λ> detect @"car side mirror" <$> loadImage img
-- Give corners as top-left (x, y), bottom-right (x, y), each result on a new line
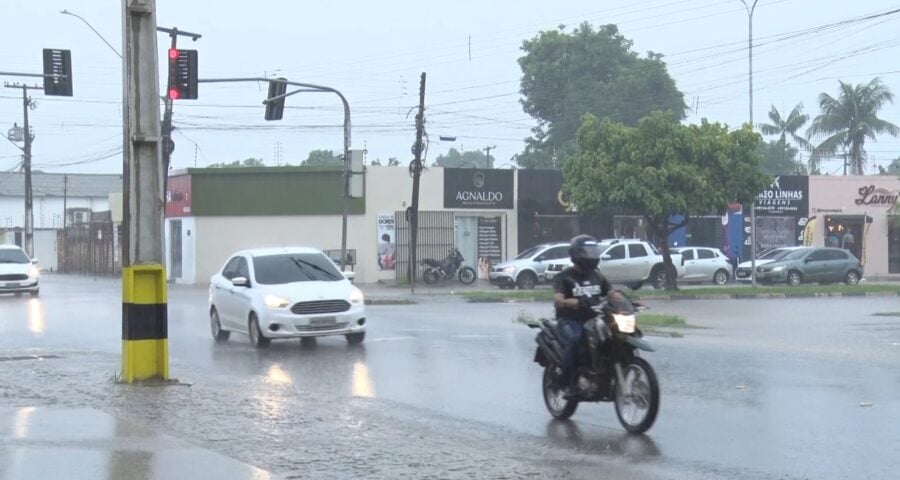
top-left (804, 258), bottom-right (813, 263)
top-left (31, 258), bottom-right (39, 264)
top-left (342, 271), bottom-right (355, 282)
top-left (601, 254), bottom-right (612, 261)
top-left (232, 276), bottom-right (250, 288)
top-left (535, 256), bottom-right (545, 262)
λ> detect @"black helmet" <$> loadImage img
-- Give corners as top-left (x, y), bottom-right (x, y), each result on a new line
top-left (569, 234), bottom-right (602, 271)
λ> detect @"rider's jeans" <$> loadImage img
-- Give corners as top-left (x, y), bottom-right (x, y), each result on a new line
top-left (557, 318), bottom-right (584, 388)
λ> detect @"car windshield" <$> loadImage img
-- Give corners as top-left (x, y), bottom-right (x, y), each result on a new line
top-left (0, 248), bottom-right (29, 264)
top-left (254, 253), bottom-right (342, 284)
top-left (515, 246), bottom-right (542, 260)
top-left (781, 249), bottom-right (812, 261)
top-left (759, 248), bottom-right (789, 260)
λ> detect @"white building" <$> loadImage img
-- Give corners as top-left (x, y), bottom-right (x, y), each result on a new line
top-left (0, 172), bottom-right (122, 270)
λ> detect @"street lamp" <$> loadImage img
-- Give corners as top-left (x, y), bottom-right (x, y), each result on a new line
top-left (60, 10), bottom-right (122, 59)
top-left (738, 0), bottom-right (760, 286)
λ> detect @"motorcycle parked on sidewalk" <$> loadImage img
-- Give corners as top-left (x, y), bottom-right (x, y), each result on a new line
top-left (420, 248), bottom-right (477, 285)
top-left (528, 291), bottom-right (660, 433)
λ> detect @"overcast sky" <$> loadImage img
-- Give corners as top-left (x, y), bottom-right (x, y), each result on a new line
top-left (2, 0), bottom-right (900, 175)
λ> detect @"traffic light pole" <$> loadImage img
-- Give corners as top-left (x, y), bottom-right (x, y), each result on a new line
top-left (121, 0), bottom-right (168, 383)
top-left (3, 83), bottom-right (40, 258)
top-left (199, 77), bottom-right (353, 270)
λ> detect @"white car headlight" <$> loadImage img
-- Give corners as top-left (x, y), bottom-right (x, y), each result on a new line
top-left (264, 295), bottom-right (290, 309)
top-left (348, 288), bottom-right (364, 304)
top-left (771, 266), bottom-right (785, 272)
top-left (27, 266), bottom-right (40, 279)
top-left (501, 266), bottom-right (516, 273)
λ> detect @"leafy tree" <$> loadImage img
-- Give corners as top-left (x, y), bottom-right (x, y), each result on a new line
top-left (371, 157), bottom-right (401, 166)
top-left (757, 140), bottom-right (807, 176)
top-left (880, 157), bottom-right (900, 175)
top-left (517, 23), bottom-right (686, 168)
top-left (208, 157), bottom-right (265, 168)
top-left (808, 78), bottom-right (900, 175)
top-left (758, 104), bottom-right (811, 169)
top-left (434, 148), bottom-right (490, 168)
top-left (563, 112), bottom-right (767, 290)
top-left (302, 149), bottom-right (341, 166)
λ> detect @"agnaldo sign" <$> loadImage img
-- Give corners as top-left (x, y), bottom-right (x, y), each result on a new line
top-left (754, 175), bottom-right (809, 216)
top-left (444, 168), bottom-right (514, 209)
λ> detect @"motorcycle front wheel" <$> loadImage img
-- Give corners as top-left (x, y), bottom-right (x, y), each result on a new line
top-left (458, 266), bottom-right (477, 285)
top-left (614, 356), bottom-right (660, 434)
top-left (423, 268), bottom-right (440, 285)
top-left (543, 365), bottom-right (578, 420)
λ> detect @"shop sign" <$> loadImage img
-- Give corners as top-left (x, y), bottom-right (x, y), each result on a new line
top-left (754, 175), bottom-right (808, 216)
top-left (444, 169), bottom-right (513, 209)
top-left (855, 185), bottom-right (899, 207)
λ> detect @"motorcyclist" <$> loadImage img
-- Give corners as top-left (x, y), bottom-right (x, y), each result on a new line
top-left (553, 235), bottom-right (613, 398)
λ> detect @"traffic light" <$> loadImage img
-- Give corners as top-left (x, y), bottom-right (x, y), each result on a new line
top-left (167, 48), bottom-right (198, 100)
top-left (265, 78), bottom-right (287, 121)
top-left (42, 49), bottom-right (73, 97)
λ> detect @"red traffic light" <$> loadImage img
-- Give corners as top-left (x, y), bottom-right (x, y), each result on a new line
top-left (168, 87), bottom-right (180, 100)
top-left (168, 48), bottom-right (179, 60)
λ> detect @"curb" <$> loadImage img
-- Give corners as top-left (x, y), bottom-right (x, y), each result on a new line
top-left (465, 291), bottom-right (900, 303)
top-left (365, 298), bottom-right (417, 305)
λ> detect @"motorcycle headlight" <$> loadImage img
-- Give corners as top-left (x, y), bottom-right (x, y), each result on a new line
top-left (613, 314), bottom-right (636, 334)
top-left (264, 295), bottom-right (290, 309)
top-left (770, 266), bottom-right (785, 272)
top-left (348, 288), bottom-right (364, 304)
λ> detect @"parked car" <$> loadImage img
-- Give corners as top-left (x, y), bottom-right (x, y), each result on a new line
top-left (209, 247), bottom-right (366, 348)
top-left (755, 247), bottom-right (863, 286)
top-left (0, 245), bottom-right (39, 296)
top-left (670, 247), bottom-right (732, 285)
top-left (489, 243), bottom-right (570, 289)
top-left (543, 239), bottom-right (686, 290)
top-left (734, 246), bottom-right (806, 282)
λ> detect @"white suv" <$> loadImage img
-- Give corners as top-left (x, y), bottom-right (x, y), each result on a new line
top-left (489, 243), bottom-right (570, 289)
top-left (545, 239), bottom-right (685, 290)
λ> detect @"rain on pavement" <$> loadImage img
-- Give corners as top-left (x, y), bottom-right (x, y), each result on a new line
top-left (1, 274), bottom-right (899, 479)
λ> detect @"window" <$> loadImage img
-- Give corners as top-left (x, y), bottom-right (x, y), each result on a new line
top-left (253, 253), bottom-right (342, 284)
top-left (222, 257), bottom-right (242, 279)
top-left (605, 245), bottom-right (626, 260)
top-left (540, 246), bottom-right (569, 261)
top-left (0, 248), bottom-right (30, 264)
top-left (681, 249), bottom-right (695, 260)
top-left (628, 244), bottom-right (648, 258)
top-left (698, 249), bottom-right (715, 260)
top-left (236, 258), bottom-right (250, 279)
top-left (827, 250), bottom-right (848, 261)
top-left (807, 250), bottom-right (828, 262)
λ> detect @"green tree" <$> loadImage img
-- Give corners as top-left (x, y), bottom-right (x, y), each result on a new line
top-left (757, 140), bottom-right (807, 176)
top-left (517, 23), bottom-right (686, 168)
top-left (808, 78), bottom-right (900, 175)
top-left (302, 149), bottom-right (341, 166)
top-left (434, 148), bottom-right (490, 168)
top-left (563, 112), bottom-right (767, 290)
top-left (881, 157), bottom-right (900, 175)
top-left (758, 104), bottom-right (811, 169)
top-left (371, 157), bottom-right (401, 166)
top-left (208, 157), bottom-right (265, 168)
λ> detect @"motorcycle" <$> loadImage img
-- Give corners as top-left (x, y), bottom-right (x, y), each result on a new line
top-left (529, 291), bottom-right (660, 433)
top-left (420, 248), bottom-right (477, 285)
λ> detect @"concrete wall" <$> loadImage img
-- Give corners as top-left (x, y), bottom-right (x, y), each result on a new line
top-left (0, 196), bottom-right (111, 229)
top-left (809, 175), bottom-right (900, 278)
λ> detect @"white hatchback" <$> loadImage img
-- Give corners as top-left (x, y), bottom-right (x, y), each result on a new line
top-left (0, 245), bottom-right (40, 296)
top-left (209, 247), bottom-right (366, 348)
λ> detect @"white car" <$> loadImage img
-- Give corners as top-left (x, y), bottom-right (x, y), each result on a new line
top-left (209, 247), bottom-right (366, 348)
top-left (0, 245), bottom-right (40, 296)
top-left (670, 247), bottom-right (732, 285)
top-left (734, 246), bottom-right (806, 282)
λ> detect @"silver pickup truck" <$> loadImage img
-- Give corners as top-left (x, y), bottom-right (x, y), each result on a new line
top-left (544, 239), bottom-right (685, 290)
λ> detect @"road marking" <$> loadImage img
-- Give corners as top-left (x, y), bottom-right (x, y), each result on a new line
top-left (366, 336), bottom-right (415, 343)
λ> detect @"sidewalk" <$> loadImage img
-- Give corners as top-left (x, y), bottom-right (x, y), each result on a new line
top-left (0, 407), bottom-right (278, 480)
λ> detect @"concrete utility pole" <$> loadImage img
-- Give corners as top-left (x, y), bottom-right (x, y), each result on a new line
top-left (483, 145), bottom-right (496, 169)
top-left (3, 83), bottom-right (39, 257)
top-left (739, 0), bottom-right (760, 286)
top-left (121, 0), bottom-right (168, 383)
top-left (409, 73), bottom-right (426, 295)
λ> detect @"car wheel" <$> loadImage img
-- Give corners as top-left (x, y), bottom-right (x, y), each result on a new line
top-left (712, 269), bottom-right (729, 286)
top-left (29, 289), bottom-right (39, 297)
top-left (787, 271), bottom-right (803, 286)
top-left (346, 332), bottom-right (366, 345)
top-left (210, 308), bottom-right (230, 342)
top-left (845, 271), bottom-right (860, 286)
top-left (248, 313), bottom-right (270, 349)
top-left (651, 267), bottom-right (667, 290)
top-left (517, 271), bottom-right (537, 290)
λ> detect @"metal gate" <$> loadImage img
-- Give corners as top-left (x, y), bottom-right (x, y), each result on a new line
top-left (394, 211), bottom-right (455, 280)
top-left (57, 221), bottom-right (119, 276)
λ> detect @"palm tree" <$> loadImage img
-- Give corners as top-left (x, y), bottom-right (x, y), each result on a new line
top-left (807, 78), bottom-right (900, 175)
top-left (758, 103), bottom-right (812, 170)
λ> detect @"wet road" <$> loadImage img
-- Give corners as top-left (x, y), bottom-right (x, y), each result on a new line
top-left (2, 275), bottom-right (899, 479)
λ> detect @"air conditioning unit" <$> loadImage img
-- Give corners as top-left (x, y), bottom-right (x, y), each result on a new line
top-left (73, 211), bottom-right (90, 224)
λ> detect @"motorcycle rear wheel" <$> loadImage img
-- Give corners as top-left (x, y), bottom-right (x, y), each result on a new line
top-left (423, 268), bottom-right (440, 285)
top-left (543, 365), bottom-right (578, 420)
top-left (614, 356), bottom-right (659, 433)
top-left (458, 266), bottom-right (477, 285)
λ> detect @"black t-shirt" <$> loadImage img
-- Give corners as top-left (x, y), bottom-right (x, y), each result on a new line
top-left (553, 267), bottom-right (613, 322)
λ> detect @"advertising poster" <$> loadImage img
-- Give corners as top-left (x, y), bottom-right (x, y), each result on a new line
top-left (377, 212), bottom-right (396, 271)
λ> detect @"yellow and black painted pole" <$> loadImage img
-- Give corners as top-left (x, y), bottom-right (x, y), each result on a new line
top-left (121, 265), bottom-right (168, 382)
